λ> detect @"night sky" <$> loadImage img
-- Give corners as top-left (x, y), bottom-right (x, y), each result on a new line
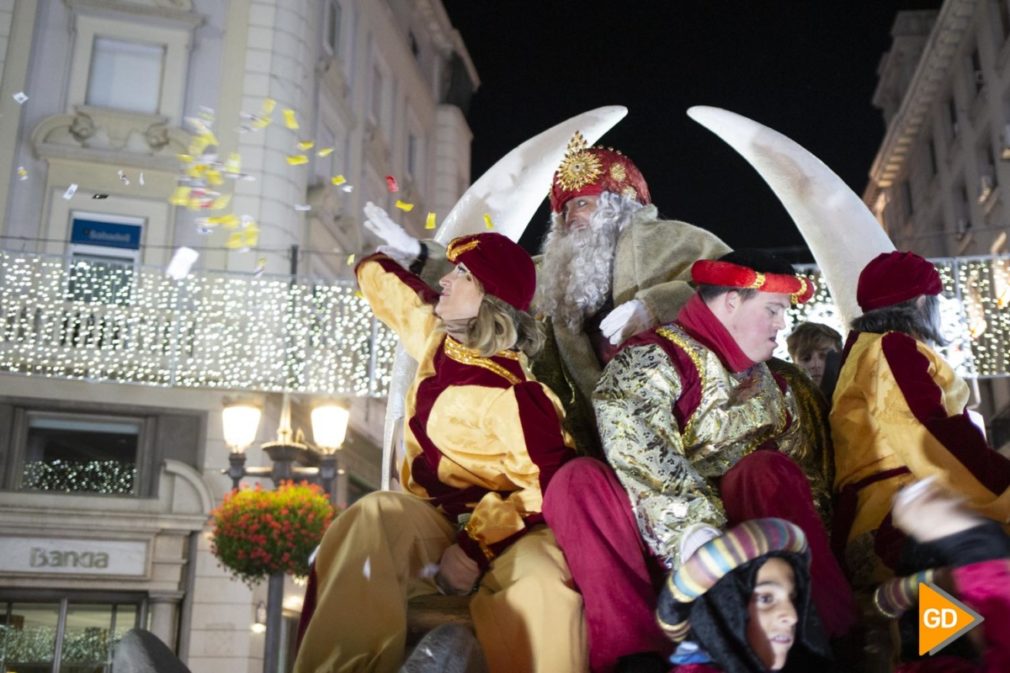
top-left (442, 1), bottom-right (942, 262)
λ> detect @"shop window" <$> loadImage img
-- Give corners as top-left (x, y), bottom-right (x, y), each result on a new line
top-left (0, 595), bottom-right (144, 673)
top-left (86, 37), bottom-right (165, 114)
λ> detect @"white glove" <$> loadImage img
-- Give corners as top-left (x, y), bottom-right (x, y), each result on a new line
top-left (363, 201), bottom-right (421, 267)
top-left (600, 299), bottom-right (656, 345)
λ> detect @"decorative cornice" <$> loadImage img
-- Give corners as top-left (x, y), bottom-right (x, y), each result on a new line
top-left (866, 0), bottom-right (978, 194)
top-left (64, 0), bottom-right (204, 30)
top-left (31, 106), bottom-right (190, 171)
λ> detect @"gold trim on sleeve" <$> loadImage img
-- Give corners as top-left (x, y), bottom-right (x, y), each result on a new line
top-left (444, 337), bottom-right (522, 385)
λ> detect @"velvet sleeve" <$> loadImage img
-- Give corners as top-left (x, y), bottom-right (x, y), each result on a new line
top-left (879, 332), bottom-right (1010, 522)
top-left (593, 343), bottom-right (726, 570)
top-left (355, 253), bottom-right (440, 362)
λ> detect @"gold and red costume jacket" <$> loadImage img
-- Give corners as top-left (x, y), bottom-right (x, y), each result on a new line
top-left (593, 297), bottom-right (831, 570)
top-left (356, 254), bottom-right (574, 568)
top-left (831, 331), bottom-right (1010, 586)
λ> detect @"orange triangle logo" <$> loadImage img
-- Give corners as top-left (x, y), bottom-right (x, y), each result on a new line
top-left (918, 582), bottom-right (984, 656)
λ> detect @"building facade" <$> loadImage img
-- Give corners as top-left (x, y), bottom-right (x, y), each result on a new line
top-left (864, 0), bottom-right (1010, 447)
top-left (0, 1), bottom-right (477, 672)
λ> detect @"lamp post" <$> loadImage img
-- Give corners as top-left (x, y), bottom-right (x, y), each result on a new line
top-left (221, 393), bottom-right (349, 673)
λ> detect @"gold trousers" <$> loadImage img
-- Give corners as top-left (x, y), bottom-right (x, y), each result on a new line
top-left (293, 491), bottom-right (586, 673)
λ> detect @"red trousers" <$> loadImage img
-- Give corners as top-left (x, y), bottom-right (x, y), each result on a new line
top-left (544, 452), bottom-right (856, 673)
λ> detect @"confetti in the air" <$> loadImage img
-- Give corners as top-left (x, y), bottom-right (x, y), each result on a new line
top-left (294, 204), bottom-right (311, 212)
top-left (254, 257), bottom-right (267, 277)
top-left (196, 226), bottom-right (213, 235)
top-left (12, 91), bottom-right (27, 105)
top-left (92, 194), bottom-right (109, 200)
top-left (287, 154), bottom-right (309, 166)
top-left (16, 166), bottom-right (27, 181)
top-left (385, 175), bottom-right (399, 192)
top-left (394, 199), bottom-right (414, 212)
top-left (283, 108), bottom-right (299, 130)
top-left (317, 147), bottom-right (334, 157)
top-left (331, 175), bottom-right (346, 186)
top-left (341, 184), bottom-right (353, 193)
top-left (362, 557), bottom-right (371, 579)
top-left (117, 170), bottom-right (130, 186)
top-left (170, 186), bottom-right (191, 206)
top-left (165, 247), bottom-right (199, 280)
top-left (62, 183), bottom-right (78, 200)
top-left (139, 172), bottom-right (145, 186)
top-left (346, 254), bottom-right (355, 266)
top-left (483, 213), bottom-right (494, 229)
top-left (296, 140), bottom-right (315, 151)
top-left (425, 212), bottom-right (437, 230)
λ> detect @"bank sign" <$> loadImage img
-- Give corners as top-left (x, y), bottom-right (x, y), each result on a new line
top-left (0, 536), bottom-right (148, 577)
top-left (70, 218), bottom-right (142, 250)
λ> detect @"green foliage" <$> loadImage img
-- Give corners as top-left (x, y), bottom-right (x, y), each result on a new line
top-left (209, 481), bottom-right (337, 587)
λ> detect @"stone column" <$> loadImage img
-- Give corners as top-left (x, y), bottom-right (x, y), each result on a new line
top-left (148, 592), bottom-right (183, 651)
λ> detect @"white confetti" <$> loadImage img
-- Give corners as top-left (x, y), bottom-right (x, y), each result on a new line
top-left (293, 204), bottom-right (311, 212)
top-left (165, 247), bottom-right (199, 280)
top-left (362, 557), bottom-right (371, 580)
top-left (62, 183), bottom-right (78, 200)
top-left (16, 166), bottom-right (28, 181)
top-left (138, 172), bottom-right (145, 186)
top-left (340, 184), bottom-right (353, 193)
top-left (196, 226), bottom-right (213, 235)
top-left (118, 170), bottom-right (130, 186)
top-left (12, 91), bottom-right (28, 105)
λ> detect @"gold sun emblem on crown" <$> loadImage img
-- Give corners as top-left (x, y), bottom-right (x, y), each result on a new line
top-left (555, 131), bottom-right (603, 191)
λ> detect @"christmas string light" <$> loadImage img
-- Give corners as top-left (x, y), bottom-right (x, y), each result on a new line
top-left (0, 251), bottom-right (397, 395)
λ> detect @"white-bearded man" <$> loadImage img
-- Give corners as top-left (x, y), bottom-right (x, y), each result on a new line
top-left (365, 132), bottom-right (731, 456)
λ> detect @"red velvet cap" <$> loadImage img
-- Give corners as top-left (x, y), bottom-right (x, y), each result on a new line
top-left (446, 233), bottom-right (536, 312)
top-left (691, 259), bottom-right (816, 304)
top-left (857, 251), bottom-right (942, 312)
top-left (549, 132), bottom-right (650, 213)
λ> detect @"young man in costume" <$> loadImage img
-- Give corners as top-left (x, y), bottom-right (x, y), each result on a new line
top-left (363, 132), bottom-right (731, 455)
top-left (543, 250), bottom-right (855, 673)
top-left (293, 233), bottom-right (584, 673)
top-left (786, 322), bottom-right (842, 388)
top-left (656, 518), bottom-right (836, 673)
top-left (831, 251), bottom-right (1010, 588)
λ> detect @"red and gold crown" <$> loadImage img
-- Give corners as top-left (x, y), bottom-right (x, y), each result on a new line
top-left (549, 131), bottom-right (650, 213)
top-left (691, 259), bottom-right (816, 305)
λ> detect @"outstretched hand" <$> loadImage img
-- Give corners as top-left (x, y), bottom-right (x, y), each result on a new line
top-left (363, 201), bottom-right (421, 267)
top-left (892, 478), bottom-right (983, 543)
top-left (600, 299), bottom-right (655, 345)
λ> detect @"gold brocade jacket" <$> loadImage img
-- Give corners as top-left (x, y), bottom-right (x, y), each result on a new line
top-left (593, 324), bottom-right (828, 570)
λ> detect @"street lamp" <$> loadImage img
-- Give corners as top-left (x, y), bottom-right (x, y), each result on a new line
top-left (221, 393), bottom-right (348, 673)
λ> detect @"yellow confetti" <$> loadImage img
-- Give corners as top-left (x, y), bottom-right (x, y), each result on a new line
top-left (297, 140), bottom-right (315, 151)
top-left (226, 226), bottom-right (259, 250)
top-left (283, 109), bottom-right (299, 130)
top-left (206, 169), bottom-right (224, 186)
top-left (211, 193), bottom-right (232, 210)
top-left (17, 166), bottom-right (28, 180)
top-left (177, 154), bottom-right (194, 164)
top-left (425, 212), bottom-right (437, 230)
top-left (224, 152), bottom-right (242, 174)
top-left (331, 175), bottom-right (346, 186)
top-left (207, 213), bottom-right (240, 228)
top-left (483, 213), bottom-right (494, 230)
top-left (252, 115), bottom-right (272, 129)
top-left (317, 147), bottom-right (334, 157)
top-left (169, 186), bottom-right (191, 206)
top-left (262, 98), bottom-right (277, 114)
top-left (354, 290), bottom-right (364, 299)
top-left (287, 154), bottom-right (309, 166)
top-left (346, 254), bottom-right (356, 266)
top-left (394, 199), bottom-right (414, 212)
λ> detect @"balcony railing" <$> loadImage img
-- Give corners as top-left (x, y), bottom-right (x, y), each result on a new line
top-left (0, 250), bottom-right (397, 396)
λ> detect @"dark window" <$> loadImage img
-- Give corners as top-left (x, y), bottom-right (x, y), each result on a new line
top-left (972, 47), bottom-right (984, 93)
top-left (928, 137), bottom-right (938, 176)
top-left (408, 31), bottom-right (419, 59)
top-left (325, 0), bottom-right (341, 54)
top-left (948, 97), bottom-right (960, 137)
top-left (22, 415), bottom-right (141, 496)
top-left (901, 181), bottom-right (915, 219)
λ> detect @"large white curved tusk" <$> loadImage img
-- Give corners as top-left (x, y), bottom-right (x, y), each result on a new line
top-left (687, 105), bottom-right (894, 325)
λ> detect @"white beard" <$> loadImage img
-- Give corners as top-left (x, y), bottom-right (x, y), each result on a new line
top-left (536, 194), bottom-right (639, 330)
